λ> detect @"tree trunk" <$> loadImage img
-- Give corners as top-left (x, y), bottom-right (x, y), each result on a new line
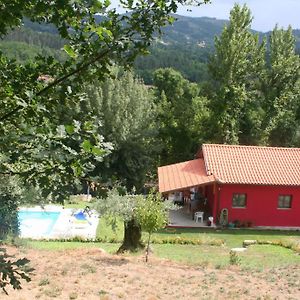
top-left (145, 233), bottom-right (152, 262)
top-left (117, 219), bottom-right (144, 253)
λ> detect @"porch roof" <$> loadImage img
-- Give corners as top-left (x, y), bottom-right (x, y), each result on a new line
top-left (158, 159), bottom-right (215, 193)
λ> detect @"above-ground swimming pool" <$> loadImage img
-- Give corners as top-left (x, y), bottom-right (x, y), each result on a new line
top-left (18, 210), bottom-right (61, 237)
top-left (18, 206), bottom-right (99, 239)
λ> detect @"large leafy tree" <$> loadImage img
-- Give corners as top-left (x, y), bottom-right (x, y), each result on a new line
top-left (94, 188), bottom-right (173, 254)
top-left (0, 0), bottom-right (209, 198)
top-left (84, 68), bottom-right (157, 191)
top-left (153, 68), bottom-right (209, 165)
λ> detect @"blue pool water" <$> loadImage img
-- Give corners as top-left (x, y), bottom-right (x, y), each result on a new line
top-left (18, 211), bottom-right (61, 237)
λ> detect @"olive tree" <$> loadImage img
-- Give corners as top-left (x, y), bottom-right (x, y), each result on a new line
top-left (94, 189), bottom-right (175, 254)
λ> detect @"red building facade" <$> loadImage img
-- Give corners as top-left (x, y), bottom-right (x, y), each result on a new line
top-left (158, 144), bottom-right (300, 227)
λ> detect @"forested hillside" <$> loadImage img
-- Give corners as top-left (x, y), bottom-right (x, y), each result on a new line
top-left (2, 14), bottom-right (300, 83)
top-left (0, 15), bottom-right (225, 82)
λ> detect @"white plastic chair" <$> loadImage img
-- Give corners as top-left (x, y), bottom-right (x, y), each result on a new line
top-left (194, 211), bottom-right (204, 223)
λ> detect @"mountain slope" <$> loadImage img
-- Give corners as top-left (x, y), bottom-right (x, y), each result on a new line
top-left (1, 15), bottom-right (300, 83)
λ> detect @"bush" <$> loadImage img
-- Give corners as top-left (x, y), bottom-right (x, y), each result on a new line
top-left (229, 250), bottom-right (241, 265)
top-left (150, 236), bottom-right (224, 246)
top-left (256, 239), bottom-right (300, 254)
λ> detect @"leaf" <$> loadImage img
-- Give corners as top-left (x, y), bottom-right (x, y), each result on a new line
top-left (104, 0), bottom-right (111, 7)
top-left (81, 139), bottom-right (92, 152)
top-left (63, 45), bottom-right (77, 59)
top-left (73, 120), bottom-right (81, 133)
top-left (24, 90), bottom-right (34, 99)
top-left (64, 124), bottom-right (74, 135)
top-left (16, 98), bottom-right (28, 108)
top-left (92, 146), bottom-right (105, 156)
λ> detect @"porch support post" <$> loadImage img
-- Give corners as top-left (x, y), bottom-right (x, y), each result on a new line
top-left (212, 183), bottom-right (219, 225)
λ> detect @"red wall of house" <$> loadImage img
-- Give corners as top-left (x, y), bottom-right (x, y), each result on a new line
top-left (218, 184), bottom-right (300, 227)
top-left (205, 184), bottom-right (215, 216)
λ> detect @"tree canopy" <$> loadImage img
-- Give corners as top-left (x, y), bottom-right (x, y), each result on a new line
top-left (84, 68), bottom-right (157, 191)
top-left (153, 68), bottom-right (209, 165)
top-left (0, 0), bottom-right (209, 199)
top-left (207, 4), bottom-right (300, 146)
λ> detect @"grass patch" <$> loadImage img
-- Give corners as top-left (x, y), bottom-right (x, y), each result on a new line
top-left (152, 243), bottom-right (300, 269)
top-left (38, 277), bottom-right (50, 286)
top-left (62, 200), bottom-right (89, 209)
top-left (22, 239), bottom-right (300, 270)
top-left (239, 244), bottom-right (300, 270)
top-left (42, 286), bottom-right (62, 298)
top-left (152, 244), bottom-right (229, 267)
top-left (80, 263), bottom-right (96, 274)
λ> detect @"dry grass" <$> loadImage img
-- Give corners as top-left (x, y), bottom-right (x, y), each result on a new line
top-left (3, 245), bottom-right (300, 300)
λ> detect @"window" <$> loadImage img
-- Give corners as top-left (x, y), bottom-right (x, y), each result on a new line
top-left (278, 195), bottom-right (292, 209)
top-left (232, 193), bottom-right (247, 208)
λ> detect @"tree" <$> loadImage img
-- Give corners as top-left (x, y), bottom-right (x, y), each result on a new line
top-left (94, 188), bottom-right (145, 253)
top-left (135, 192), bottom-right (170, 262)
top-left (261, 26), bottom-right (300, 146)
top-left (153, 68), bottom-right (208, 165)
top-left (84, 68), bottom-right (158, 191)
top-left (1, 0), bottom-right (210, 195)
top-left (94, 188), bottom-right (174, 254)
top-left (208, 4), bottom-right (300, 147)
top-left (0, 177), bottom-right (20, 240)
top-left (208, 4), bottom-right (265, 144)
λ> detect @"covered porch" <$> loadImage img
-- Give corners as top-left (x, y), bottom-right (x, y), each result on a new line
top-left (158, 159), bottom-right (218, 228)
top-left (168, 207), bottom-right (216, 228)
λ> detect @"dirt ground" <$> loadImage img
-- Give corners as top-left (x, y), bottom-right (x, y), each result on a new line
top-left (3, 246), bottom-right (300, 300)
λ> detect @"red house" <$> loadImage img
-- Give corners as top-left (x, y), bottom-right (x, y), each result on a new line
top-left (158, 144), bottom-right (300, 228)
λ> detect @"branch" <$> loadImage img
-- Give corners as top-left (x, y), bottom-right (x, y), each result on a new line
top-left (0, 48), bottom-right (111, 122)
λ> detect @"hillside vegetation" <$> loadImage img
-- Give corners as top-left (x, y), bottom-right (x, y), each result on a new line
top-left (2, 15), bottom-right (300, 83)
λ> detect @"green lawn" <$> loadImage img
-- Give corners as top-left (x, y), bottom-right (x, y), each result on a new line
top-left (152, 243), bottom-right (300, 270)
top-left (96, 218), bottom-right (300, 247)
top-left (22, 221), bottom-right (300, 271)
top-left (24, 238), bottom-right (300, 270)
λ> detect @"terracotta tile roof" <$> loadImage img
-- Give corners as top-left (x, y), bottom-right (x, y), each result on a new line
top-left (202, 144), bottom-right (300, 186)
top-left (158, 159), bottom-right (215, 193)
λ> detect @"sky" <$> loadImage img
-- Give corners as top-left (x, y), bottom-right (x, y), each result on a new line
top-left (110, 0), bottom-right (300, 32)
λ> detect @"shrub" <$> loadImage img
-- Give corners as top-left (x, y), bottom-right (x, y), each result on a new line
top-left (229, 250), bottom-right (241, 265)
top-left (150, 236), bottom-right (224, 246)
top-left (256, 239), bottom-right (300, 254)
